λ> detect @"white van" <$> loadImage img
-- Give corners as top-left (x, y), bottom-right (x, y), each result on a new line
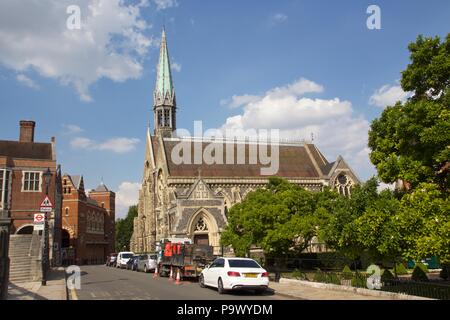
top-left (116, 251), bottom-right (134, 269)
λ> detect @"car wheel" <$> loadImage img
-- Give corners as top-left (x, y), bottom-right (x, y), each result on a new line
top-left (199, 275), bottom-right (205, 288)
top-left (217, 278), bottom-right (225, 295)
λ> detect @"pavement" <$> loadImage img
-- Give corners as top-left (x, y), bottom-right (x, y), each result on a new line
top-left (7, 267), bottom-right (67, 300)
top-left (270, 281), bottom-right (387, 300)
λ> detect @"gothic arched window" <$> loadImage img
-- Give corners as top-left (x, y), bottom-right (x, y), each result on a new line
top-left (335, 173), bottom-right (353, 196)
top-left (194, 217), bottom-right (208, 232)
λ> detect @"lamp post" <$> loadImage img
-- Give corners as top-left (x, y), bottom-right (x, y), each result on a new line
top-left (41, 168), bottom-right (52, 286)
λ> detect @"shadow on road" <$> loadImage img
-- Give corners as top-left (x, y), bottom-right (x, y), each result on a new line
top-left (200, 285), bottom-right (276, 297)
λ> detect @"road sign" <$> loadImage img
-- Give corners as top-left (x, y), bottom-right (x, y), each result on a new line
top-left (34, 213), bottom-right (45, 224)
top-left (40, 195), bottom-right (53, 212)
top-left (34, 224), bottom-right (44, 231)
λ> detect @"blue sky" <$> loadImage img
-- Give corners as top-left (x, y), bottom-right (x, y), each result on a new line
top-left (0, 0), bottom-right (449, 218)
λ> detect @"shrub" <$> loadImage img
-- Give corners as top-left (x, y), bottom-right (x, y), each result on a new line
top-left (394, 263), bottom-right (408, 275)
top-left (291, 268), bottom-right (308, 280)
top-left (439, 265), bottom-right (449, 280)
top-left (411, 265), bottom-right (429, 282)
top-left (313, 269), bottom-right (327, 283)
top-left (351, 272), bottom-right (367, 288)
top-left (381, 269), bottom-right (396, 285)
top-left (342, 265), bottom-right (353, 280)
top-left (326, 273), bottom-right (341, 285)
top-left (416, 262), bottom-right (429, 273)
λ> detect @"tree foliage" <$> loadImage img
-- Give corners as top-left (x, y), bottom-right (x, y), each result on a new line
top-left (115, 205), bottom-right (138, 252)
top-left (220, 177), bottom-right (335, 257)
top-left (368, 34), bottom-right (450, 191)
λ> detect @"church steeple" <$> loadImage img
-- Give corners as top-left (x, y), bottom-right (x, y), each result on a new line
top-left (153, 27), bottom-right (176, 137)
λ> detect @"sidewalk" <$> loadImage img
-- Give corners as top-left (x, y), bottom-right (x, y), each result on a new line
top-left (270, 278), bottom-right (429, 300)
top-left (271, 282), bottom-right (383, 300)
top-left (7, 267), bottom-right (67, 300)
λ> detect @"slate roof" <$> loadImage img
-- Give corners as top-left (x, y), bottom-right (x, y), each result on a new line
top-left (0, 140), bottom-right (53, 160)
top-left (93, 183), bottom-right (109, 192)
top-left (153, 137), bottom-right (328, 178)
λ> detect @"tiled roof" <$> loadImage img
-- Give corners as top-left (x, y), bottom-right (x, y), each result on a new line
top-left (158, 138), bottom-right (323, 178)
top-left (93, 183), bottom-right (109, 192)
top-left (0, 140), bottom-right (52, 160)
top-left (70, 175), bottom-right (82, 189)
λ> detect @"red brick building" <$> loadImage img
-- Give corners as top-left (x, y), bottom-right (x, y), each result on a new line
top-left (0, 121), bottom-right (62, 267)
top-left (61, 175), bottom-right (115, 265)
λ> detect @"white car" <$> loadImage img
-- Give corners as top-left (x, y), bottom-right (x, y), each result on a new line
top-left (116, 251), bottom-right (134, 269)
top-left (199, 257), bottom-right (269, 294)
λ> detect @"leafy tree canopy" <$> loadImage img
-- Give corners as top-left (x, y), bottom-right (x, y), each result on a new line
top-left (115, 205), bottom-right (138, 252)
top-left (369, 34), bottom-right (450, 191)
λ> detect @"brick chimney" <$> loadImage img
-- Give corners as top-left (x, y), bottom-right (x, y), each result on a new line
top-left (19, 120), bottom-right (36, 143)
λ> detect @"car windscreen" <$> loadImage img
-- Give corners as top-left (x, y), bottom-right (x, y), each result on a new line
top-left (122, 253), bottom-right (133, 259)
top-left (149, 255), bottom-right (157, 260)
top-left (228, 259), bottom-right (260, 268)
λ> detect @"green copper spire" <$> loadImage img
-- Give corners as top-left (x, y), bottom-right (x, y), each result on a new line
top-left (154, 28), bottom-right (174, 103)
top-left (153, 27), bottom-right (176, 137)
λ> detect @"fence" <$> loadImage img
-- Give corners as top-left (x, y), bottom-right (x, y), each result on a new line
top-left (261, 257), bottom-right (450, 300)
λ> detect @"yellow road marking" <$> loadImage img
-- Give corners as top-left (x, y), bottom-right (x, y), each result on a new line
top-left (71, 287), bottom-right (78, 300)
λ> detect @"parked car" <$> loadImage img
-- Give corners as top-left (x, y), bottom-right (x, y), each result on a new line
top-left (116, 251), bottom-right (134, 269)
top-left (106, 253), bottom-right (117, 267)
top-left (137, 253), bottom-right (158, 273)
top-left (126, 255), bottom-right (139, 270)
top-left (199, 257), bottom-right (269, 294)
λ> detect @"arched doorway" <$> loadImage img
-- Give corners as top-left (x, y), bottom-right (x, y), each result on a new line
top-left (188, 209), bottom-right (220, 252)
top-left (16, 225), bottom-right (33, 234)
top-left (61, 229), bottom-right (70, 248)
top-left (61, 229), bottom-right (72, 266)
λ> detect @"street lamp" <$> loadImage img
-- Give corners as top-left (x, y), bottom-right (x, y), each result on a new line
top-left (41, 168), bottom-right (52, 286)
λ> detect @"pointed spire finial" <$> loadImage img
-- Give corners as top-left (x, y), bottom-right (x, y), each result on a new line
top-left (154, 26), bottom-right (173, 103)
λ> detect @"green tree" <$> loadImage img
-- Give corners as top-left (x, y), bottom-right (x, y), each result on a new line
top-left (353, 189), bottom-right (402, 265)
top-left (320, 178), bottom-right (380, 261)
top-left (395, 183), bottom-right (450, 264)
top-left (115, 205), bottom-right (138, 252)
top-left (368, 34), bottom-right (450, 191)
top-left (220, 177), bottom-right (334, 257)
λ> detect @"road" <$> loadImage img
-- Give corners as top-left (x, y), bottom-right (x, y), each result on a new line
top-left (72, 265), bottom-right (290, 300)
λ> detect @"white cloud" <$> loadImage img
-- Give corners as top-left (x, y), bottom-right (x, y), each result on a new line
top-left (116, 181), bottom-right (140, 219)
top-left (16, 74), bottom-right (39, 89)
top-left (0, 0), bottom-right (153, 102)
top-left (220, 78), bottom-right (323, 109)
top-left (98, 138), bottom-right (140, 153)
top-left (62, 124), bottom-right (83, 134)
top-left (369, 84), bottom-right (412, 108)
top-left (220, 94), bottom-right (261, 109)
top-left (154, 0), bottom-right (178, 10)
top-left (71, 137), bottom-right (140, 153)
top-left (71, 137), bottom-right (94, 149)
top-left (219, 78), bottom-right (374, 178)
top-left (270, 13), bottom-right (288, 25)
top-left (172, 62), bottom-right (182, 72)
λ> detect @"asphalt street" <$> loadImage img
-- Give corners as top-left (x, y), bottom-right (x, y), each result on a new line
top-left (73, 265), bottom-right (290, 300)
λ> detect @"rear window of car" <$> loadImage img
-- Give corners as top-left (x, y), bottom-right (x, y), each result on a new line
top-left (228, 259), bottom-right (260, 268)
top-left (149, 255), bottom-right (157, 260)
